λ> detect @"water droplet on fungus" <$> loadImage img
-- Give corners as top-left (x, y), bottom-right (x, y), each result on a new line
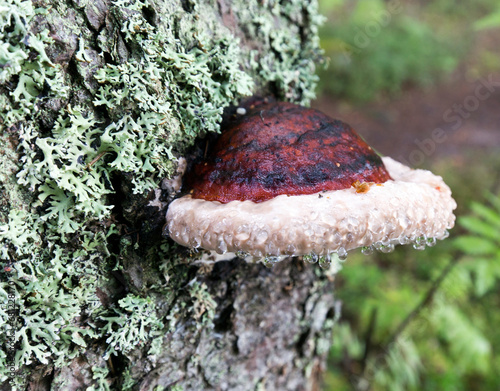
top-left (337, 247), bottom-right (348, 261)
top-left (216, 237), bottom-right (227, 254)
top-left (319, 254), bottom-right (331, 269)
top-left (413, 236), bottom-right (427, 251)
top-left (304, 253), bottom-right (319, 264)
top-left (361, 246), bottom-right (374, 255)
top-left (263, 256), bottom-right (280, 268)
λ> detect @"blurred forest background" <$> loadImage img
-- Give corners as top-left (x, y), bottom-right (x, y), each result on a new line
top-left (314, 0), bottom-right (500, 390)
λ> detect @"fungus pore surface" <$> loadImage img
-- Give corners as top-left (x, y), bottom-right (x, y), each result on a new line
top-left (166, 101), bottom-right (456, 261)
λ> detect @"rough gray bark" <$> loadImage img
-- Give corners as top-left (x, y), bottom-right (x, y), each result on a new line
top-left (0, 0), bottom-right (335, 389)
top-left (119, 260), bottom-right (336, 391)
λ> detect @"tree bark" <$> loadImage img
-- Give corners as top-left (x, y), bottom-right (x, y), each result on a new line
top-left (0, 0), bottom-right (335, 390)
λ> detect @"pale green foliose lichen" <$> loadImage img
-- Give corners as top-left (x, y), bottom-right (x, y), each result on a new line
top-left (98, 295), bottom-right (164, 359)
top-left (87, 365), bottom-right (112, 391)
top-left (0, 0), bottom-right (324, 386)
top-left (233, 0), bottom-right (325, 105)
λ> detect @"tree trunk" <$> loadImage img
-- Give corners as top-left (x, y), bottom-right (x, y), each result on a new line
top-left (0, 0), bottom-right (336, 390)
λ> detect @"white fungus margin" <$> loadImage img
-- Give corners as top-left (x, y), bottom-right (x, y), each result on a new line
top-left (165, 157), bottom-right (456, 260)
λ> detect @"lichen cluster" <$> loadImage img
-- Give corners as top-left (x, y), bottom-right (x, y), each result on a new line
top-left (0, 0), bottom-right (324, 387)
top-left (233, 0), bottom-right (325, 104)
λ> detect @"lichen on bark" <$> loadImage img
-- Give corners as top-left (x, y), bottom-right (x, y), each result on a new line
top-left (0, 0), bottom-right (333, 389)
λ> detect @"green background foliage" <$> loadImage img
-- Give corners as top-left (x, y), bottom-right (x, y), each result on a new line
top-left (319, 0), bottom-right (500, 389)
top-left (317, 0), bottom-right (500, 102)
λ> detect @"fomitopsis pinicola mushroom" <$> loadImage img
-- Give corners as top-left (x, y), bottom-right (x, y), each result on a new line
top-left (165, 98), bottom-right (456, 268)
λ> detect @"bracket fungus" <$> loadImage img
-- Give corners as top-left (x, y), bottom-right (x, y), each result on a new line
top-left (165, 100), bottom-right (456, 267)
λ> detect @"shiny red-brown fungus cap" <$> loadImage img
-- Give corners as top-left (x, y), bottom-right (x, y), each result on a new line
top-left (184, 101), bottom-right (392, 203)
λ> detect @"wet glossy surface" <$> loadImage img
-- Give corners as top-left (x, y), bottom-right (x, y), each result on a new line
top-left (185, 101), bottom-right (392, 203)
